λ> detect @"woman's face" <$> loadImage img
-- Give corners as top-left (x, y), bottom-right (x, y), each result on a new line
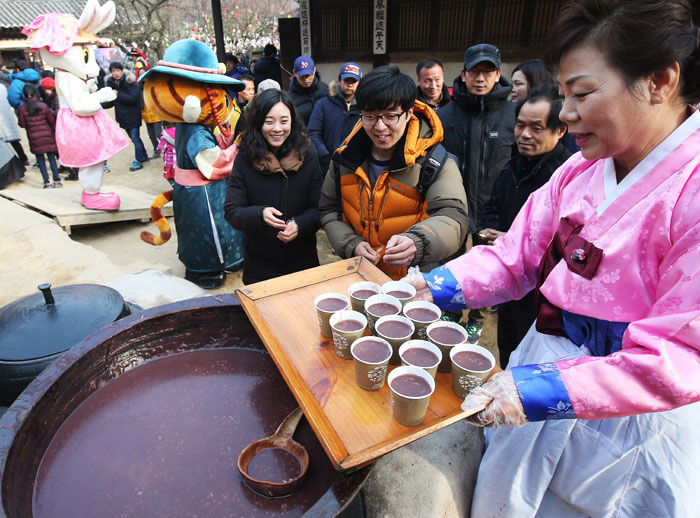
top-left (262, 102), bottom-right (291, 149)
top-left (511, 70), bottom-right (529, 103)
top-left (558, 43), bottom-right (652, 172)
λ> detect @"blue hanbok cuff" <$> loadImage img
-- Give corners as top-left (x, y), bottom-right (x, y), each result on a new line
top-left (511, 363), bottom-right (577, 421)
top-left (423, 265), bottom-right (466, 311)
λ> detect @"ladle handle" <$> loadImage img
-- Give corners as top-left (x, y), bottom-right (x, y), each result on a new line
top-left (272, 407), bottom-right (304, 440)
top-left (38, 283), bottom-right (55, 305)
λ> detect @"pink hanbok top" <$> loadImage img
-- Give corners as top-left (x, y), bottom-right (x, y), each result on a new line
top-left (426, 108), bottom-right (700, 421)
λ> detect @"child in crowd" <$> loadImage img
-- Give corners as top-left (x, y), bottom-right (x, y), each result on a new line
top-left (157, 121), bottom-right (176, 185)
top-left (17, 83), bottom-right (61, 188)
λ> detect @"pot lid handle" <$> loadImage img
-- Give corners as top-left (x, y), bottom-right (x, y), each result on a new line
top-left (38, 283), bottom-right (55, 305)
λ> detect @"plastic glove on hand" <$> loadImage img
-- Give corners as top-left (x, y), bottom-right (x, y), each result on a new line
top-left (401, 267), bottom-right (433, 303)
top-left (462, 370), bottom-right (528, 428)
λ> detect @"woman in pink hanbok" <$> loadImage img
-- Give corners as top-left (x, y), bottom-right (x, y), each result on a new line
top-left (408, 1), bottom-right (700, 516)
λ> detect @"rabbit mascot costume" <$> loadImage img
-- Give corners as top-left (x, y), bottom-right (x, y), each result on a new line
top-left (138, 39), bottom-right (244, 289)
top-left (22, 0), bottom-right (128, 210)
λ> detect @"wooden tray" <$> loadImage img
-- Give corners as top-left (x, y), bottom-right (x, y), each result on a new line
top-left (237, 257), bottom-right (489, 471)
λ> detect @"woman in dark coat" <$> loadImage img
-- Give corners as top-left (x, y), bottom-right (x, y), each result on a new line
top-left (224, 89), bottom-right (322, 284)
top-left (17, 84), bottom-right (61, 188)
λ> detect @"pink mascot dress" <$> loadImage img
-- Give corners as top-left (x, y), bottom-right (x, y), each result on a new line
top-left (22, 0), bottom-right (129, 210)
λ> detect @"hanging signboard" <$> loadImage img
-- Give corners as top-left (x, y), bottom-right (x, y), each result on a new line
top-left (300, 0), bottom-right (311, 56)
top-left (373, 0), bottom-right (386, 55)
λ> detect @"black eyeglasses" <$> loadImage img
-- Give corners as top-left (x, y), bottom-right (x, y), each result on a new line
top-left (360, 111), bottom-right (407, 126)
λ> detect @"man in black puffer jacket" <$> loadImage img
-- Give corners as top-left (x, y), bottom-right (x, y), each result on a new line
top-left (438, 43), bottom-right (515, 343)
top-left (101, 61), bottom-right (147, 171)
top-left (480, 84), bottom-right (572, 366)
top-left (287, 55), bottom-right (328, 128)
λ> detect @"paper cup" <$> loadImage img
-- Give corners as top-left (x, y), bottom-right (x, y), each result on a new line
top-left (450, 344), bottom-right (496, 399)
top-left (364, 294), bottom-right (402, 333)
top-left (388, 365), bottom-right (436, 427)
top-left (330, 310), bottom-right (367, 360)
top-left (351, 336), bottom-right (392, 391)
top-left (426, 321), bottom-right (468, 373)
top-left (402, 300), bottom-right (442, 340)
top-left (375, 315), bottom-right (415, 365)
top-left (314, 293), bottom-right (350, 338)
top-left (399, 340), bottom-right (442, 378)
top-left (381, 281), bottom-right (417, 307)
top-left (347, 281), bottom-right (382, 312)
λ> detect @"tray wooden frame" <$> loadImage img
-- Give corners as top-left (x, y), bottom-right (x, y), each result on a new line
top-left (237, 257), bottom-right (479, 471)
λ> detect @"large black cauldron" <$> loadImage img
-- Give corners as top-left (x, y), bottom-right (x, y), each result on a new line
top-left (0, 295), bottom-right (369, 517)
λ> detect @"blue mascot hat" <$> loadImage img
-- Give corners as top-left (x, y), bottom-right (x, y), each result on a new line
top-left (138, 39), bottom-right (243, 90)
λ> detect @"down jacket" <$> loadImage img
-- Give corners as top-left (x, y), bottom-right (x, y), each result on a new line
top-left (101, 71), bottom-right (143, 129)
top-left (288, 75), bottom-right (329, 127)
top-left (438, 76), bottom-right (515, 233)
top-left (307, 80), bottom-right (360, 171)
top-left (6, 69), bottom-right (40, 108)
top-left (17, 101), bottom-right (57, 154)
top-left (224, 140), bottom-right (323, 284)
top-left (319, 101), bottom-right (468, 280)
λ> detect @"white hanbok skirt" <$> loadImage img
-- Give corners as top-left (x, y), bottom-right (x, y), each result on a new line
top-left (471, 324), bottom-right (700, 518)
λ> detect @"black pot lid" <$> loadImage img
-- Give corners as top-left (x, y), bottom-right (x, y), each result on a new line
top-left (0, 284), bottom-right (125, 362)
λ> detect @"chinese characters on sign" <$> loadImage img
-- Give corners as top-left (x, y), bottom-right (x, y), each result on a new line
top-left (374, 0), bottom-right (386, 55)
top-left (300, 0), bottom-right (311, 56)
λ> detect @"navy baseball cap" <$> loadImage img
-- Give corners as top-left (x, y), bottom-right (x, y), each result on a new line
top-left (464, 44), bottom-right (501, 69)
top-left (339, 62), bottom-right (362, 81)
top-left (293, 56), bottom-right (315, 77)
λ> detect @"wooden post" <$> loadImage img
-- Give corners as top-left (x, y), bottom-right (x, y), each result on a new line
top-left (210, 0), bottom-right (225, 62)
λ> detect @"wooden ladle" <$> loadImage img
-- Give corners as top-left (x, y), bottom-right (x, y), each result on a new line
top-left (237, 407), bottom-right (310, 497)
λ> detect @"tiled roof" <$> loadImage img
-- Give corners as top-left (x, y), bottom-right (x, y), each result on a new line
top-left (0, 0), bottom-right (85, 29)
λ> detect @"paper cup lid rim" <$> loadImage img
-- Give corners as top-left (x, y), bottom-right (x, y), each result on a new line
top-left (351, 337), bottom-right (392, 364)
top-left (387, 365), bottom-right (435, 397)
top-left (450, 344), bottom-right (496, 372)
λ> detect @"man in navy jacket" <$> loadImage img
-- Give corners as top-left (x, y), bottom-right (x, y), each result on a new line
top-left (307, 62), bottom-right (362, 173)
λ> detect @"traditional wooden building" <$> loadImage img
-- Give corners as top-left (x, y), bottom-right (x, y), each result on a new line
top-left (300, 0), bottom-right (700, 78)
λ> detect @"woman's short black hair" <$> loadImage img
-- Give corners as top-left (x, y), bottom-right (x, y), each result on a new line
top-left (239, 89), bottom-right (307, 163)
top-left (355, 65), bottom-right (416, 113)
top-left (512, 59), bottom-right (553, 90)
top-left (545, 0), bottom-right (700, 105)
top-left (515, 83), bottom-right (566, 132)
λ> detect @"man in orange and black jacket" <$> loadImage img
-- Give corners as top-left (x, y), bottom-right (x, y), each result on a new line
top-left (319, 65), bottom-right (468, 280)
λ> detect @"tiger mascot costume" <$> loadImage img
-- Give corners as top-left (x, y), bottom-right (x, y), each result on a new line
top-left (138, 39), bottom-right (244, 289)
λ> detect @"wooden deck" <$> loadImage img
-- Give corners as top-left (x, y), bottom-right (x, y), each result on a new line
top-left (0, 184), bottom-right (172, 234)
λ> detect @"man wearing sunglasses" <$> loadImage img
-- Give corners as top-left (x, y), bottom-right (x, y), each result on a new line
top-left (438, 43), bottom-right (516, 342)
top-left (319, 65), bottom-right (468, 280)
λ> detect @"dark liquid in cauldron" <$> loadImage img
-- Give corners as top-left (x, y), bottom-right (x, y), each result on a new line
top-left (367, 302), bottom-right (400, 317)
top-left (402, 347), bottom-right (439, 367)
top-left (453, 350), bottom-right (492, 371)
top-left (353, 340), bottom-right (391, 363)
top-left (333, 319), bottom-right (364, 332)
top-left (247, 447), bottom-right (302, 483)
top-left (385, 290), bottom-right (412, 299)
top-left (390, 374), bottom-right (432, 397)
top-left (405, 307), bottom-right (439, 322)
top-left (428, 326), bottom-right (465, 345)
top-left (376, 321), bottom-right (412, 339)
top-left (32, 349), bottom-right (337, 517)
top-left (317, 297), bottom-right (347, 312)
top-left (352, 289), bottom-right (379, 300)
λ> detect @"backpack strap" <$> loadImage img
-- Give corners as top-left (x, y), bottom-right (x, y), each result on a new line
top-left (418, 142), bottom-right (448, 198)
top-left (334, 160), bottom-right (344, 221)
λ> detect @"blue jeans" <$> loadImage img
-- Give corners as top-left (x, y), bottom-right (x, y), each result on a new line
top-left (126, 126), bottom-right (148, 163)
top-left (36, 152), bottom-right (60, 183)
